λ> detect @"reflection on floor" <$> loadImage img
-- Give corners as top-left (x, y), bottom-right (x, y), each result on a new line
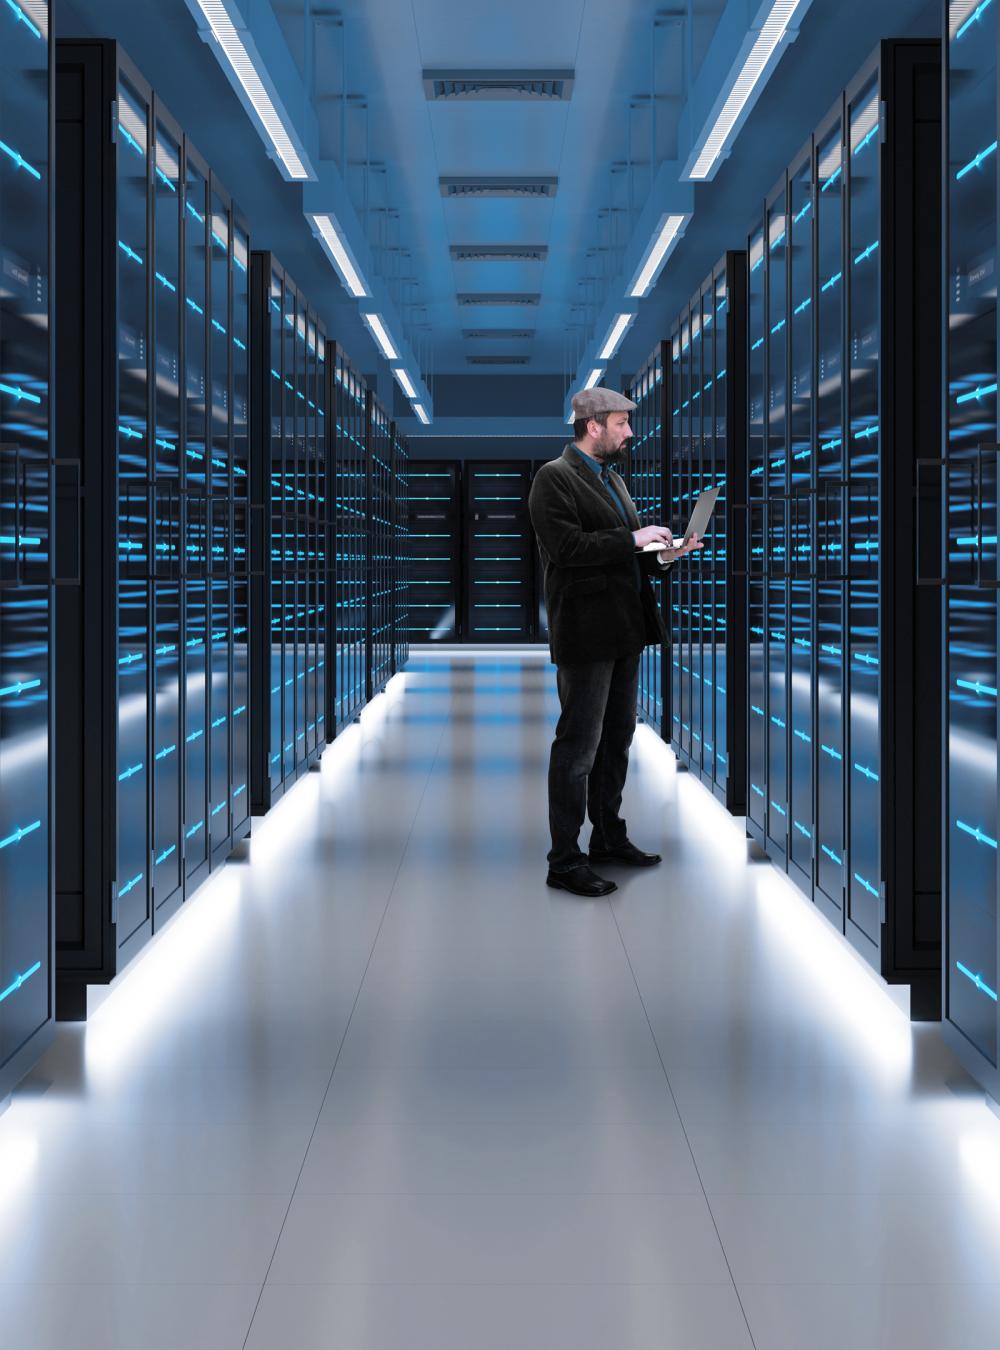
top-left (2, 648), bottom-right (1000, 1349)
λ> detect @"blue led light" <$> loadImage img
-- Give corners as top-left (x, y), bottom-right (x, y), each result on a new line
top-left (186, 820), bottom-right (204, 838)
top-left (118, 761), bottom-right (143, 782)
top-left (955, 0), bottom-right (993, 38)
top-left (0, 818), bottom-right (41, 850)
top-left (233, 337), bottom-right (246, 351)
top-left (751, 783), bottom-right (765, 798)
top-left (793, 729), bottom-right (811, 743)
top-left (821, 165), bottom-right (842, 192)
top-left (854, 761), bottom-right (879, 783)
top-left (0, 379), bottom-right (41, 405)
top-left (186, 296), bottom-right (204, 315)
top-left (0, 959), bottom-right (42, 1005)
top-left (771, 318), bottom-right (786, 335)
top-left (821, 743), bottom-right (842, 761)
top-left (794, 819), bottom-right (812, 838)
top-left (0, 136), bottom-right (41, 179)
top-left (4, 0), bottom-right (42, 39)
top-left (956, 140), bottom-right (998, 181)
top-left (751, 704), bottom-right (765, 717)
top-left (956, 960), bottom-right (999, 1001)
top-left (821, 844), bottom-right (842, 865)
top-left (853, 239), bottom-right (880, 266)
top-left (956, 381), bottom-right (998, 405)
top-left (956, 819), bottom-right (998, 849)
top-left (155, 271), bottom-right (176, 293)
top-left (155, 844), bottom-right (176, 865)
top-left (751, 337), bottom-right (764, 351)
top-left (957, 677), bottom-right (998, 697)
top-left (0, 677), bottom-right (41, 698)
top-left (118, 871), bottom-right (143, 898)
top-left (854, 872), bottom-right (879, 898)
top-left (185, 728), bottom-right (203, 743)
top-left (793, 297), bottom-right (812, 316)
top-left (852, 124), bottom-right (878, 157)
top-left (118, 240), bottom-right (143, 265)
top-left (771, 800), bottom-right (786, 816)
top-left (822, 271), bottom-right (843, 293)
top-left (771, 715), bottom-right (786, 729)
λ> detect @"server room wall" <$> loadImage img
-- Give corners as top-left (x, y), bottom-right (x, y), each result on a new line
top-left (0, 0), bottom-right (55, 1100)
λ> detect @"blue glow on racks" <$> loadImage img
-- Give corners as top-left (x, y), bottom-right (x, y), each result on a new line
top-left (751, 337), bottom-right (764, 351)
top-left (793, 728), bottom-right (811, 743)
top-left (854, 872), bottom-right (879, 898)
top-left (822, 271), bottom-right (843, 292)
top-left (0, 677), bottom-right (41, 698)
top-left (956, 819), bottom-right (998, 849)
top-left (956, 960), bottom-right (999, 1001)
top-left (155, 270), bottom-right (176, 293)
top-left (771, 800), bottom-right (786, 817)
top-left (118, 871), bottom-right (143, 898)
top-left (4, 0), bottom-right (42, 38)
top-left (185, 820), bottom-right (204, 838)
top-left (155, 743), bottom-right (176, 760)
top-left (821, 743), bottom-right (842, 761)
top-left (956, 140), bottom-right (998, 181)
top-left (794, 819), bottom-right (812, 838)
top-left (117, 762), bottom-right (143, 782)
top-left (155, 844), bottom-right (176, 865)
top-left (957, 0), bottom-right (995, 38)
top-left (957, 678), bottom-right (998, 697)
top-left (0, 960), bottom-right (42, 1005)
top-left (821, 844), bottom-right (842, 865)
top-left (956, 381), bottom-right (998, 405)
top-left (853, 239), bottom-right (880, 266)
top-left (854, 761), bottom-right (879, 782)
top-left (186, 296), bottom-right (204, 316)
top-left (751, 783), bottom-right (765, 798)
top-left (118, 239), bottom-right (143, 265)
top-left (853, 125), bottom-right (878, 156)
top-left (793, 297), bottom-right (812, 316)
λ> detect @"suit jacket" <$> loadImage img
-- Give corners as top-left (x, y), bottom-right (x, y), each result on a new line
top-left (528, 445), bottom-right (669, 667)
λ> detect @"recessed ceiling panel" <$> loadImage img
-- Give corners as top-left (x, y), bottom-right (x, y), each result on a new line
top-left (440, 176), bottom-right (558, 199)
top-left (423, 69), bottom-right (574, 101)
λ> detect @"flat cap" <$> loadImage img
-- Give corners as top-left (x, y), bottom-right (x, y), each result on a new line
top-left (571, 387), bottom-right (637, 420)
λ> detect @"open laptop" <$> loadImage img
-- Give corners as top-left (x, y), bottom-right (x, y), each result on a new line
top-left (641, 486), bottom-right (721, 552)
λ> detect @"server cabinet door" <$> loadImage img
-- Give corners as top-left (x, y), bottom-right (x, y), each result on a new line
top-left (747, 226), bottom-right (768, 834)
top-left (845, 72), bottom-right (882, 948)
top-left (945, 0), bottom-right (999, 1063)
top-left (406, 461), bottom-right (461, 642)
top-left (669, 335), bottom-right (683, 751)
top-left (463, 462), bottom-right (535, 642)
top-left (814, 105), bottom-right (847, 918)
top-left (230, 223), bottom-right (250, 828)
top-left (766, 187), bottom-right (790, 863)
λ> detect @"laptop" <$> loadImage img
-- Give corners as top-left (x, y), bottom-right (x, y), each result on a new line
top-left (641, 486), bottom-right (721, 552)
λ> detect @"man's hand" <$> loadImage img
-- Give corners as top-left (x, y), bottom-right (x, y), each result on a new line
top-left (633, 525), bottom-right (674, 549)
top-left (658, 532), bottom-right (704, 564)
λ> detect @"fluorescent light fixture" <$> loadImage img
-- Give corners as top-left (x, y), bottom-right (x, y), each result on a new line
top-left (394, 368), bottom-right (417, 399)
top-left (363, 312), bottom-right (398, 362)
top-left (628, 213), bottom-right (688, 298)
top-left (307, 212), bottom-right (369, 298)
top-left (583, 367), bottom-right (604, 390)
top-left (413, 403), bottom-right (431, 425)
top-left (687, 0), bottom-right (810, 181)
top-left (598, 312), bottom-right (634, 362)
top-left (191, 1), bottom-right (312, 180)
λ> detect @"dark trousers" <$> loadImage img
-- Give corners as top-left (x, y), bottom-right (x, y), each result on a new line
top-left (547, 652), bottom-right (641, 872)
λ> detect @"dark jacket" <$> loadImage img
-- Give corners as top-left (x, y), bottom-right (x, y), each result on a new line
top-left (529, 445), bottom-right (669, 667)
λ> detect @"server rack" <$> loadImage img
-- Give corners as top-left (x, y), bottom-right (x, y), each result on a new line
top-left (249, 253), bottom-right (328, 813)
top-left (0, 0), bottom-right (55, 1094)
top-left (531, 458), bottom-right (551, 644)
top-left (666, 254), bottom-right (748, 812)
top-left (329, 344), bottom-right (368, 727)
top-left (941, 1), bottom-right (1000, 1093)
top-left (54, 42), bottom-right (251, 1018)
top-left (406, 460), bottom-right (462, 642)
top-left (746, 41), bottom-right (942, 1014)
top-left (391, 423), bottom-right (409, 672)
top-left (369, 395), bottom-right (393, 696)
top-left (463, 461), bottom-right (537, 641)
top-left (628, 345), bottom-right (668, 737)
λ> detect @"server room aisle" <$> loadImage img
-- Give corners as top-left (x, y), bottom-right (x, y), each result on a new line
top-left (3, 652), bottom-right (1000, 1350)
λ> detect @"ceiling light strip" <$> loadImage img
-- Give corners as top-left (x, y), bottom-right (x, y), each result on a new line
top-left (629, 214), bottom-right (688, 298)
top-left (363, 313), bottom-right (398, 362)
top-left (598, 313), bottom-right (634, 362)
top-left (307, 213), bottom-right (369, 298)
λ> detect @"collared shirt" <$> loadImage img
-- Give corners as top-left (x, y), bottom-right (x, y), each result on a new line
top-left (572, 444), bottom-right (641, 589)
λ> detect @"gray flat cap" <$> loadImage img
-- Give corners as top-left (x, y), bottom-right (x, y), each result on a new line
top-left (571, 387), bottom-right (637, 420)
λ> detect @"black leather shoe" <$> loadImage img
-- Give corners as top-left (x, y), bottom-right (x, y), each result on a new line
top-left (588, 841), bottom-right (662, 868)
top-left (546, 865), bottom-right (617, 897)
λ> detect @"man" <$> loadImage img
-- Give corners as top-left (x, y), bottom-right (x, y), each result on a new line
top-left (528, 387), bottom-right (703, 897)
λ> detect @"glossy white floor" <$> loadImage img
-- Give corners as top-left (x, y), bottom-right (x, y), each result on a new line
top-left (2, 649), bottom-right (1000, 1349)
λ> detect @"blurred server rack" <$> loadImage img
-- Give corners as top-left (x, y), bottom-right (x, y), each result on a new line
top-left (329, 344), bottom-right (368, 727)
top-left (54, 41), bottom-right (251, 1017)
top-left (628, 345), bottom-right (668, 737)
top-left (463, 461), bottom-right (537, 641)
top-left (0, 0), bottom-right (56, 1094)
top-left (249, 252), bottom-right (327, 813)
top-left (405, 460), bottom-right (462, 642)
top-left (745, 40), bottom-right (942, 1014)
top-left (531, 459), bottom-right (551, 644)
top-left (666, 254), bottom-right (748, 812)
top-left (369, 395), bottom-right (393, 696)
top-left (941, 0), bottom-right (1000, 1094)
top-left (390, 422), bottom-right (410, 672)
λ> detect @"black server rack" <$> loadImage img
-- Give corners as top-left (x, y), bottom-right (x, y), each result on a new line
top-left (54, 42), bottom-right (252, 1017)
top-left (330, 344), bottom-right (368, 728)
top-left (406, 460), bottom-right (462, 642)
top-left (463, 461), bottom-right (537, 641)
top-left (745, 40), bottom-right (942, 1014)
top-left (666, 253), bottom-right (748, 812)
top-left (628, 346), bottom-right (669, 737)
top-left (249, 253), bottom-right (328, 813)
top-left (531, 458), bottom-right (551, 644)
top-left (391, 423), bottom-right (410, 672)
top-left (941, 0), bottom-right (1000, 1094)
top-left (369, 395), bottom-right (393, 696)
top-left (0, 0), bottom-right (55, 1093)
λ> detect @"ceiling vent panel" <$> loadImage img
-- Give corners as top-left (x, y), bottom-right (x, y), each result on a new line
top-left (440, 177), bottom-right (557, 199)
top-left (424, 70), bottom-right (574, 102)
top-left (463, 329), bottom-right (535, 340)
top-left (451, 244), bottom-right (548, 262)
top-left (457, 293), bottom-right (541, 307)
top-left (467, 355), bottom-right (531, 365)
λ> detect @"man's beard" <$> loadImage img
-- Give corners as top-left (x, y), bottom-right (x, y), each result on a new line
top-left (596, 436), bottom-right (632, 467)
